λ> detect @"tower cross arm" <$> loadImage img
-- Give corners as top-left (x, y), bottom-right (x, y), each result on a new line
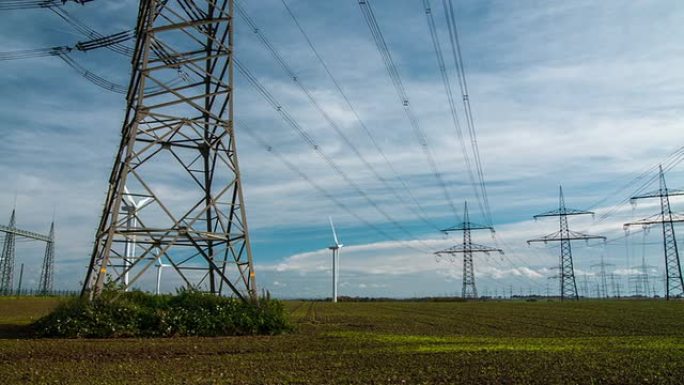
top-left (631, 189), bottom-right (684, 202)
top-left (434, 243), bottom-right (503, 255)
top-left (527, 230), bottom-right (605, 244)
top-left (533, 208), bottom-right (595, 219)
top-left (0, 225), bottom-right (51, 242)
top-left (624, 214), bottom-right (684, 228)
top-left (441, 221), bottom-right (494, 233)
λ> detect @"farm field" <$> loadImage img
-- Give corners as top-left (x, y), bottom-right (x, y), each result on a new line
top-left (0, 298), bottom-right (683, 384)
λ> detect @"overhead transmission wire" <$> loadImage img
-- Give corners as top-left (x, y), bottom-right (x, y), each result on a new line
top-left (235, 2), bottom-right (440, 233)
top-left (0, 0), bottom-right (91, 11)
top-left (357, 0), bottom-right (542, 289)
top-left (421, 0), bottom-right (487, 224)
top-left (588, 146), bottom-right (684, 224)
top-left (422, 0), bottom-right (544, 287)
top-left (235, 58), bottom-right (438, 252)
top-left (279, 0), bottom-right (440, 231)
top-left (357, 0), bottom-right (460, 220)
top-left (442, 0), bottom-right (493, 227)
top-left (0, 30), bottom-right (182, 94)
top-left (0, 31), bottom-right (134, 93)
top-left (49, 6), bottom-right (134, 56)
top-left (238, 121), bottom-right (435, 256)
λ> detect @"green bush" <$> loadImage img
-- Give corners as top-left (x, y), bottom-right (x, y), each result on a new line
top-left (32, 290), bottom-right (291, 338)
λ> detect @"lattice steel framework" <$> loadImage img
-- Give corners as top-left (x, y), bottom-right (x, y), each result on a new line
top-left (0, 210), bottom-right (17, 295)
top-left (624, 166), bottom-right (684, 299)
top-left (38, 222), bottom-right (55, 294)
top-left (435, 202), bottom-right (502, 299)
top-left (528, 187), bottom-right (605, 301)
top-left (82, 0), bottom-right (257, 301)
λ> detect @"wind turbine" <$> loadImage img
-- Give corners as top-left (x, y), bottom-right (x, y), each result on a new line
top-left (328, 217), bottom-right (343, 303)
top-left (122, 186), bottom-right (153, 291)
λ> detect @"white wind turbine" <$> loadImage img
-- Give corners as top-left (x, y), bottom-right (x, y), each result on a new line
top-left (328, 217), bottom-right (343, 303)
top-left (122, 186), bottom-right (153, 291)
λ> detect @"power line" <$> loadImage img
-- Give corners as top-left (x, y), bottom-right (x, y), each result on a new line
top-left (442, 0), bottom-right (493, 226)
top-left (235, 59), bottom-right (437, 250)
top-left (236, 2), bottom-right (440, 232)
top-left (0, 0), bottom-right (92, 11)
top-left (357, 0), bottom-right (460, 219)
top-left (238, 122), bottom-right (434, 256)
top-left (279, 0), bottom-right (440, 231)
top-left (422, 0), bottom-right (486, 224)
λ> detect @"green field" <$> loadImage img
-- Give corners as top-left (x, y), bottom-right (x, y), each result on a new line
top-left (1, 298), bottom-right (683, 384)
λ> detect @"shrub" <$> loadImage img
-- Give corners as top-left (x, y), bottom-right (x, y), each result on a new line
top-left (33, 290), bottom-right (291, 338)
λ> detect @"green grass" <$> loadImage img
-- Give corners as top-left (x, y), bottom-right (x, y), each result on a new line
top-left (1, 298), bottom-right (683, 384)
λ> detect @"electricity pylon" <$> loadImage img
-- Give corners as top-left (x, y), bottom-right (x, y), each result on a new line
top-left (0, 210), bottom-right (53, 295)
top-left (435, 202), bottom-right (502, 299)
top-left (0, 210), bottom-right (17, 294)
top-left (591, 254), bottom-right (613, 298)
top-left (528, 186), bottom-right (605, 301)
top-left (38, 222), bottom-right (55, 294)
top-left (82, 0), bottom-right (257, 301)
top-left (623, 166), bottom-right (684, 299)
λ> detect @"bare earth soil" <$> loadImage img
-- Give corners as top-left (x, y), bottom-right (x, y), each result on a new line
top-left (0, 297), bottom-right (683, 384)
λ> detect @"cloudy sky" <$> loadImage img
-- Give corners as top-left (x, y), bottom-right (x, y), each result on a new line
top-left (0, 0), bottom-right (683, 298)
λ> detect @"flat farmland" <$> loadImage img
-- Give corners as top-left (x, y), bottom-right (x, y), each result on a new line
top-left (1, 298), bottom-right (683, 384)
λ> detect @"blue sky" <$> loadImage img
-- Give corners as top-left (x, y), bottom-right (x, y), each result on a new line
top-left (0, 0), bottom-right (683, 298)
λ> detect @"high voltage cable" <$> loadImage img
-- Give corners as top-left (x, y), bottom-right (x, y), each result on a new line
top-left (235, 3), bottom-right (441, 231)
top-left (238, 122), bottom-right (434, 256)
top-left (235, 59), bottom-right (438, 251)
top-left (49, 7), bottom-right (134, 56)
top-left (0, 0), bottom-right (91, 10)
top-left (422, 0), bottom-right (543, 283)
top-left (587, 146), bottom-right (684, 224)
top-left (357, 0), bottom-right (461, 220)
top-left (56, 52), bottom-right (127, 93)
top-left (421, 0), bottom-right (486, 225)
top-left (442, 0), bottom-right (493, 226)
top-left (0, 31), bottom-right (180, 94)
top-left (242, 119), bottom-right (540, 288)
top-left (279, 0), bottom-right (440, 231)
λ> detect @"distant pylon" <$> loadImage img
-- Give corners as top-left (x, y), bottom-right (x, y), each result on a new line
top-left (591, 253), bottom-right (613, 299)
top-left (623, 165), bottom-right (684, 299)
top-left (528, 186), bottom-right (605, 301)
top-left (435, 202), bottom-right (502, 299)
top-left (0, 210), bottom-right (17, 294)
top-left (82, 0), bottom-right (257, 301)
top-left (38, 222), bottom-right (55, 294)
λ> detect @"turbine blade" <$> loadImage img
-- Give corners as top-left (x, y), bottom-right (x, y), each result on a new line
top-left (329, 216), bottom-right (340, 245)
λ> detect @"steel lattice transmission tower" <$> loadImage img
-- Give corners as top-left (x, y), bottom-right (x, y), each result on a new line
top-left (590, 254), bottom-right (613, 299)
top-left (528, 186), bottom-right (605, 301)
top-left (82, 0), bottom-right (257, 301)
top-left (435, 202), bottom-right (502, 299)
top-left (623, 166), bottom-right (684, 299)
top-left (38, 222), bottom-right (55, 294)
top-left (0, 210), bottom-right (17, 295)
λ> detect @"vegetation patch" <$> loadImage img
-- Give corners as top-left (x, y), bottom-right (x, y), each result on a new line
top-left (32, 290), bottom-right (290, 338)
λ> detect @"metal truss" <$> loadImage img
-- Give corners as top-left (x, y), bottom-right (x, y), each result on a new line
top-left (435, 202), bottom-right (502, 299)
top-left (82, 0), bottom-right (257, 301)
top-left (528, 186), bottom-right (605, 301)
top-left (38, 222), bottom-right (55, 294)
top-left (624, 165), bottom-right (684, 299)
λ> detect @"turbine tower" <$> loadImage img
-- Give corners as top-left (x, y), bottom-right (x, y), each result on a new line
top-left (82, 0), bottom-right (257, 301)
top-left (328, 217), bottom-right (343, 303)
top-left (435, 202), bottom-right (502, 299)
top-left (527, 186), bottom-right (605, 301)
top-left (121, 186), bottom-right (152, 291)
top-left (623, 166), bottom-right (684, 299)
